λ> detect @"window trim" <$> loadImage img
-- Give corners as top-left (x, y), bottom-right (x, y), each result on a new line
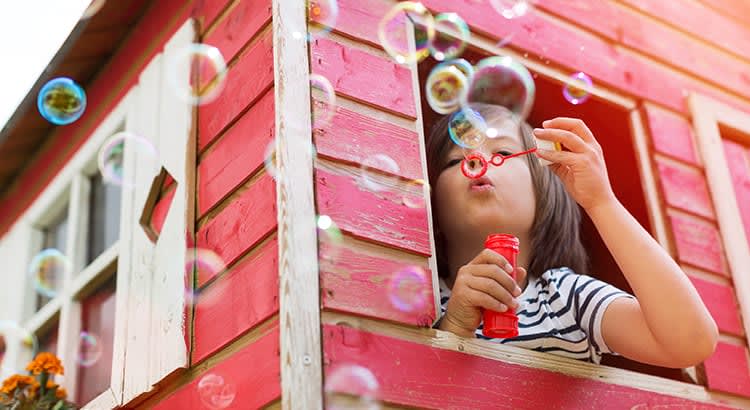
top-left (688, 93), bottom-right (750, 346)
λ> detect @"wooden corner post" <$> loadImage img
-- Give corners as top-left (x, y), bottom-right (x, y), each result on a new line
top-left (272, 1), bottom-right (323, 409)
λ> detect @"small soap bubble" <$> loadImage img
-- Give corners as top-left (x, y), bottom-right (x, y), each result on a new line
top-left (82, 0), bottom-right (106, 19)
top-left (28, 249), bottom-right (70, 299)
top-left (437, 58), bottom-right (474, 81)
top-left (98, 132), bottom-right (158, 188)
top-left (359, 154), bottom-right (400, 193)
top-left (402, 179), bottom-right (427, 209)
top-left (562, 71), bottom-right (593, 105)
top-left (490, 0), bottom-right (532, 19)
top-left (307, 0), bottom-right (339, 41)
top-left (325, 364), bottom-right (380, 410)
top-left (429, 13), bottom-right (470, 61)
top-left (448, 107), bottom-right (487, 149)
top-left (426, 64), bottom-right (468, 114)
top-left (185, 248), bottom-right (225, 298)
top-left (37, 77), bottom-right (86, 125)
top-left (264, 140), bottom-right (279, 180)
top-left (318, 214), bottom-right (343, 271)
top-left (197, 373), bottom-right (236, 410)
top-left (462, 55), bottom-right (536, 123)
top-left (311, 73), bottom-right (336, 129)
top-left (167, 43), bottom-right (227, 106)
top-left (378, 2), bottom-right (435, 64)
top-left (388, 266), bottom-right (429, 312)
top-left (78, 332), bottom-right (102, 367)
top-left (0, 321), bottom-right (39, 379)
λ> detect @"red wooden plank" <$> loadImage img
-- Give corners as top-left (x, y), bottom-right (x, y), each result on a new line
top-left (198, 27), bottom-right (274, 151)
top-left (704, 341), bottom-right (750, 398)
top-left (310, 38), bottom-right (416, 119)
top-left (198, 89), bottom-right (275, 217)
top-left (642, 104), bottom-right (699, 165)
top-left (618, 0), bottom-right (750, 62)
top-left (688, 276), bottom-right (744, 337)
top-left (316, 168), bottom-right (430, 256)
top-left (314, 101), bottom-right (423, 181)
top-left (154, 323), bottom-right (280, 410)
top-left (722, 139), bottom-right (750, 245)
top-left (329, 0), bottom-right (388, 46)
top-left (695, 0), bottom-right (750, 27)
top-left (419, 0), bottom-right (750, 116)
top-left (151, 187), bottom-right (176, 236)
top-left (655, 159), bottom-right (715, 220)
top-left (537, 0), bottom-right (750, 98)
top-left (190, 0), bottom-right (230, 35)
top-left (320, 241), bottom-right (434, 326)
top-left (323, 324), bottom-right (734, 409)
top-left (668, 212), bottom-right (728, 276)
top-left (203, 0), bottom-right (272, 65)
top-left (0, 0), bottom-right (194, 237)
top-left (196, 173), bottom-right (277, 279)
top-left (193, 238), bottom-right (278, 363)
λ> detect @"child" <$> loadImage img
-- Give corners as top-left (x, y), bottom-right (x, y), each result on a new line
top-left (427, 104), bottom-right (718, 367)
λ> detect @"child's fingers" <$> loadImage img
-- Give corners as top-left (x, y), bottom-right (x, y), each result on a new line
top-left (535, 146), bottom-right (579, 167)
top-left (459, 263), bottom-right (521, 297)
top-left (471, 248), bottom-right (514, 273)
top-left (467, 275), bottom-right (519, 310)
top-left (542, 117), bottom-right (596, 143)
top-left (533, 128), bottom-right (587, 153)
top-left (464, 288), bottom-right (508, 313)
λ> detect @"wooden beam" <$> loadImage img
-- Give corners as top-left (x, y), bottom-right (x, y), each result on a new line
top-left (272, 1), bottom-right (323, 409)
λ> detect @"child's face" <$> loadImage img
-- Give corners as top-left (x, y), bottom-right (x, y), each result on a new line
top-left (434, 120), bottom-right (537, 245)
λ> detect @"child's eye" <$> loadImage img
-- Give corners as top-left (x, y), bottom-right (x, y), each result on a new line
top-left (445, 158), bottom-right (462, 168)
top-left (495, 150), bottom-right (514, 156)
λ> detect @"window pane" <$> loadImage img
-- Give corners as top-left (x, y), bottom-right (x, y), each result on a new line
top-left (38, 324), bottom-right (59, 356)
top-left (86, 173), bottom-right (121, 264)
top-left (36, 211), bottom-right (68, 311)
top-left (76, 275), bottom-right (116, 405)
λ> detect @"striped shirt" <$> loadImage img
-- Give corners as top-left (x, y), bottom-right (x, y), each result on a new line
top-left (439, 267), bottom-right (636, 364)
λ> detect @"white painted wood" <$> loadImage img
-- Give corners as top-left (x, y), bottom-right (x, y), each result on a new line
top-left (70, 242), bottom-right (119, 299)
top-left (273, 1), bottom-right (323, 409)
top-left (688, 93), bottom-right (750, 346)
top-left (81, 387), bottom-right (119, 410)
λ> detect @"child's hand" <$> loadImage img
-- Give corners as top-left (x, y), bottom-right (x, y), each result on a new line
top-left (533, 117), bottom-right (616, 212)
top-left (440, 249), bottom-right (527, 338)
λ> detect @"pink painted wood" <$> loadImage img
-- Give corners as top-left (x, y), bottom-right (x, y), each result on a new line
top-left (655, 158), bottom-right (715, 220)
top-left (150, 187), bottom-right (176, 237)
top-left (313, 100), bottom-right (422, 181)
top-left (668, 212), bottom-right (728, 276)
top-left (323, 324), bottom-right (734, 409)
top-left (310, 37), bottom-right (416, 119)
top-left (315, 168), bottom-right (430, 256)
top-left (198, 89), bottom-right (275, 217)
top-left (193, 238), bottom-right (278, 363)
top-left (721, 139), bottom-right (750, 245)
top-left (320, 241), bottom-right (434, 327)
top-left (196, 173), bottom-right (277, 285)
top-left (703, 341), bottom-right (750, 398)
top-left (190, 0), bottom-right (230, 34)
top-left (688, 276), bottom-right (744, 338)
top-left (327, 0), bottom-right (389, 47)
top-left (154, 323), bottom-right (280, 409)
top-left (198, 27), bottom-right (274, 152)
top-left (203, 0), bottom-right (272, 65)
top-left (642, 105), bottom-right (699, 165)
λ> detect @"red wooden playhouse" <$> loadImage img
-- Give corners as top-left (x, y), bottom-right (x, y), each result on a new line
top-left (1, 0), bottom-right (750, 408)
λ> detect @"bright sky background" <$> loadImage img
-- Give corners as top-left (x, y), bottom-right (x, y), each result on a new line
top-left (0, 1), bottom-right (90, 130)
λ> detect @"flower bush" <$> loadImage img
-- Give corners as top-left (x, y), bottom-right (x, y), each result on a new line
top-left (0, 352), bottom-right (76, 410)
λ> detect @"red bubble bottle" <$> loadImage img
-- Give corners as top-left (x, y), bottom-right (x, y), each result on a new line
top-left (483, 234), bottom-right (520, 338)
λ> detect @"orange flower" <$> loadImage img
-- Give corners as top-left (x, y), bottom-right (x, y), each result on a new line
top-left (0, 374), bottom-right (39, 395)
top-left (29, 380), bottom-right (66, 399)
top-left (55, 386), bottom-right (67, 400)
top-left (26, 352), bottom-right (64, 375)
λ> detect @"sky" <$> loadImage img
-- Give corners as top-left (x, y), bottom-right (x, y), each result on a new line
top-left (0, 0), bottom-right (91, 131)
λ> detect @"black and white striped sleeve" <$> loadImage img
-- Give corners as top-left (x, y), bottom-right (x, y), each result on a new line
top-left (572, 274), bottom-right (636, 356)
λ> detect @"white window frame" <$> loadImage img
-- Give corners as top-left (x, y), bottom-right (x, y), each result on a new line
top-left (0, 18), bottom-right (196, 410)
top-left (688, 93), bottom-right (750, 345)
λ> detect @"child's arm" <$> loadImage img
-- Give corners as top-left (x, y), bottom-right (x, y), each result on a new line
top-left (535, 118), bottom-right (718, 368)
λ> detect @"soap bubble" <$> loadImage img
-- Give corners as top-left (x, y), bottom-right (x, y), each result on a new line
top-left (461, 55), bottom-right (536, 123)
top-left (402, 179), bottom-right (427, 209)
top-left (388, 266), bottom-right (430, 312)
top-left (197, 373), bottom-right (236, 410)
top-left (311, 73), bottom-right (336, 129)
top-left (490, 0), bottom-right (533, 19)
top-left (0, 321), bottom-right (39, 380)
top-left (359, 154), bottom-right (400, 193)
top-left (448, 107), bottom-right (487, 149)
top-left (378, 2), bottom-right (435, 64)
top-left (37, 77), bottom-right (87, 125)
top-left (562, 71), bottom-right (593, 105)
top-left (307, 0), bottom-right (339, 41)
top-left (28, 249), bottom-right (70, 299)
top-left (429, 12), bottom-right (470, 61)
top-left (78, 332), bottom-right (102, 367)
top-left (436, 58), bottom-right (474, 81)
top-left (426, 64), bottom-right (469, 114)
top-left (325, 364), bottom-right (380, 410)
top-left (185, 248), bottom-right (225, 298)
top-left (167, 43), bottom-right (227, 106)
top-left (82, 0), bottom-right (106, 19)
top-left (318, 215), bottom-right (343, 272)
top-left (98, 132), bottom-right (159, 188)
